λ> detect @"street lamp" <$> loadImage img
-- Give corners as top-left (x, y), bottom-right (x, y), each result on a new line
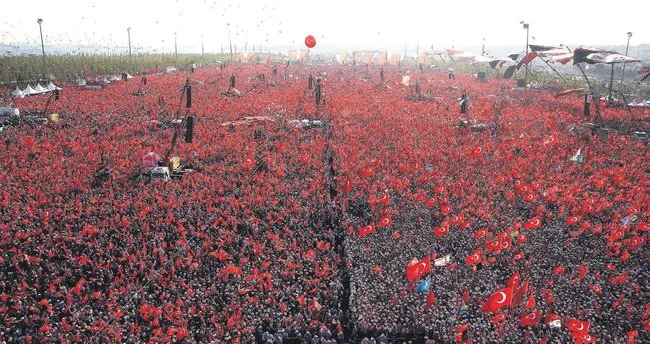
top-left (127, 27), bottom-right (132, 60)
top-left (37, 18), bottom-right (47, 82)
top-left (201, 34), bottom-right (204, 55)
top-left (620, 32), bottom-right (632, 85)
top-left (481, 38), bottom-right (485, 56)
top-left (174, 32), bottom-right (178, 57)
top-left (520, 21), bottom-right (530, 87)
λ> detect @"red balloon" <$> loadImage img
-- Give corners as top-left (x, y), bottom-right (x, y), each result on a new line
top-left (305, 35), bottom-right (316, 48)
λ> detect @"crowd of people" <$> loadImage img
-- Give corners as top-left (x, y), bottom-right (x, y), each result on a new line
top-left (0, 62), bottom-right (648, 343)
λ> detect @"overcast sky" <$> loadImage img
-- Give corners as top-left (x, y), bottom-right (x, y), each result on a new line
top-left (1, 0), bottom-right (648, 55)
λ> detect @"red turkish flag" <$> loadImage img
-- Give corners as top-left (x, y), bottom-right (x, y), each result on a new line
top-left (434, 226), bottom-right (449, 238)
top-left (481, 287), bottom-right (513, 313)
top-left (470, 146), bottom-right (482, 158)
top-left (507, 272), bottom-right (521, 289)
top-left (519, 310), bottom-right (540, 327)
top-left (566, 319), bottom-right (590, 336)
top-left (578, 264), bottom-right (589, 278)
top-left (492, 313), bottom-right (507, 324)
top-left (378, 216), bottom-right (392, 228)
top-left (474, 229), bottom-right (489, 239)
top-left (516, 233), bottom-right (528, 243)
top-left (566, 215), bottom-right (580, 226)
top-left (572, 334), bottom-right (597, 344)
top-left (486, 239), bottom-right (501, 252)
top-left (406, 257), bottom-right (431, 281)
top-left (524, 294), bottom-right (536, 310)
top-left (358, 223), bottom-right (376, 237)
top-left (588, 285), bottom-right (602, 294)
top-left (523, 217), bottom-right (542, 229)
top-left (512, 280), bottom-right (528, 307)
top-left (627, 236), bottom-right (646, 249)
top-left (360, 167), bottom-right (374, 178)
top-left (425, 290), bottom-right (436, 310)
top-left (465, 250), bottom-right (483, 265)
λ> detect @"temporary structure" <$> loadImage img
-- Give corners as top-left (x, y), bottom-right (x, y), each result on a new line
top-left (11, 86), bottom-right (24, 98)
top-left (33, 83), bottom-right (46, 93)
top-left (46, 81), bottom-right (62, 91)
top-left (22, 85), bottom-right (36, 95)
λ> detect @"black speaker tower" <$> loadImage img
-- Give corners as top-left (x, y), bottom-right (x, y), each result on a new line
top-left (185, 116), bottom-right (194, 143)
top-left (186, 85), bottom-right (192, 108)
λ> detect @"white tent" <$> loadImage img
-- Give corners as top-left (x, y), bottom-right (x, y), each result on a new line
top-left (46, 81), bottom-right (62, 91)
top-left (76, 78), bottom-right (87, 86)
top-left (165, 66), bottom-right (177, 73)
top-left (110, 75), bottom-right (121, 82)
top-left (472, 55), bottom-right (494, 63)
top-left (102, 77), bottom-right (111, 84)
top-left (33, 83), bottom-right (47, 93)
top-left (23, 85), bottom-right (36, 95)
top-left (12, 86), bottom-right (24, 98)
top-left (126, 73), bottom-right (134, 79)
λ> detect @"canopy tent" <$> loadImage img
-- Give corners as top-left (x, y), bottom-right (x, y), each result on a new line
top-left (33, 83), bottom-right (46, 93)
top-left (581, 53), bottom-right (641, 65)
top-left (572, 46), bottom-right (642, 110)
top-left (548, 54), bottom-right (573, 65)
top-left (12, 86), bottom-right (24, 98)
top-left (22, 85), bottom-right (36, 96)
top-left (488, 59), bottom-right (513, 69)
top-left (46, 81), bottom-right (62, 91)
top-left (109, 75), bottom-right (121, 82)
top-left (472, 55), bottom-right (494, 63)
top-left (572, 46), bottom-right (619, 65)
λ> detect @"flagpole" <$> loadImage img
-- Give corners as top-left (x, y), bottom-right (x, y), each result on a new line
top-left (541, 58), bottom-right (568, 84)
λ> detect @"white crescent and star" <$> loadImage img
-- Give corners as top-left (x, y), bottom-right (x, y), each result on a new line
top-left (495, 291), bottom-right (507, 304)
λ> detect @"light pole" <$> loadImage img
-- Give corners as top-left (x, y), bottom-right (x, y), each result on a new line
top-left (201, 34), bottom-right (204, 55)
top-left (37, 18), bottom-right (47, 82)
top-left (127, 27), bottom-right (132, 59)
top-left (481, 38), bottom-right (485, 56)
top-left (520, 21), bottom-right (530, 87)
top-left (620, 32), bottom-right (632, 85)
top-left (174, 32), bottom-right (178, 57)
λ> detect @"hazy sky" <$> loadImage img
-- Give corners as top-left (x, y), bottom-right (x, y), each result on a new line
top-left (1, 0), bottom-right (648, 54)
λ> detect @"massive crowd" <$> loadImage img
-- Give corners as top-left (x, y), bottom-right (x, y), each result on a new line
top-left (0, 63), bottom-right (648, 343)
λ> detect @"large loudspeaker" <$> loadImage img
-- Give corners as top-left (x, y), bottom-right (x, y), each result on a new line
top-left (54, 89), bottom-right (60, 100)
top-left (185, 116), bottom-right (194, 143)
top-left (186, 85), bottom-right (192, 108)
top-left (516, 79), bottom-right (525, 87)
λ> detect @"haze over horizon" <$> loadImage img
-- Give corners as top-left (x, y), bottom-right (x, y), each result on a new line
top-left (1, 0), bottom-right (648, 56)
